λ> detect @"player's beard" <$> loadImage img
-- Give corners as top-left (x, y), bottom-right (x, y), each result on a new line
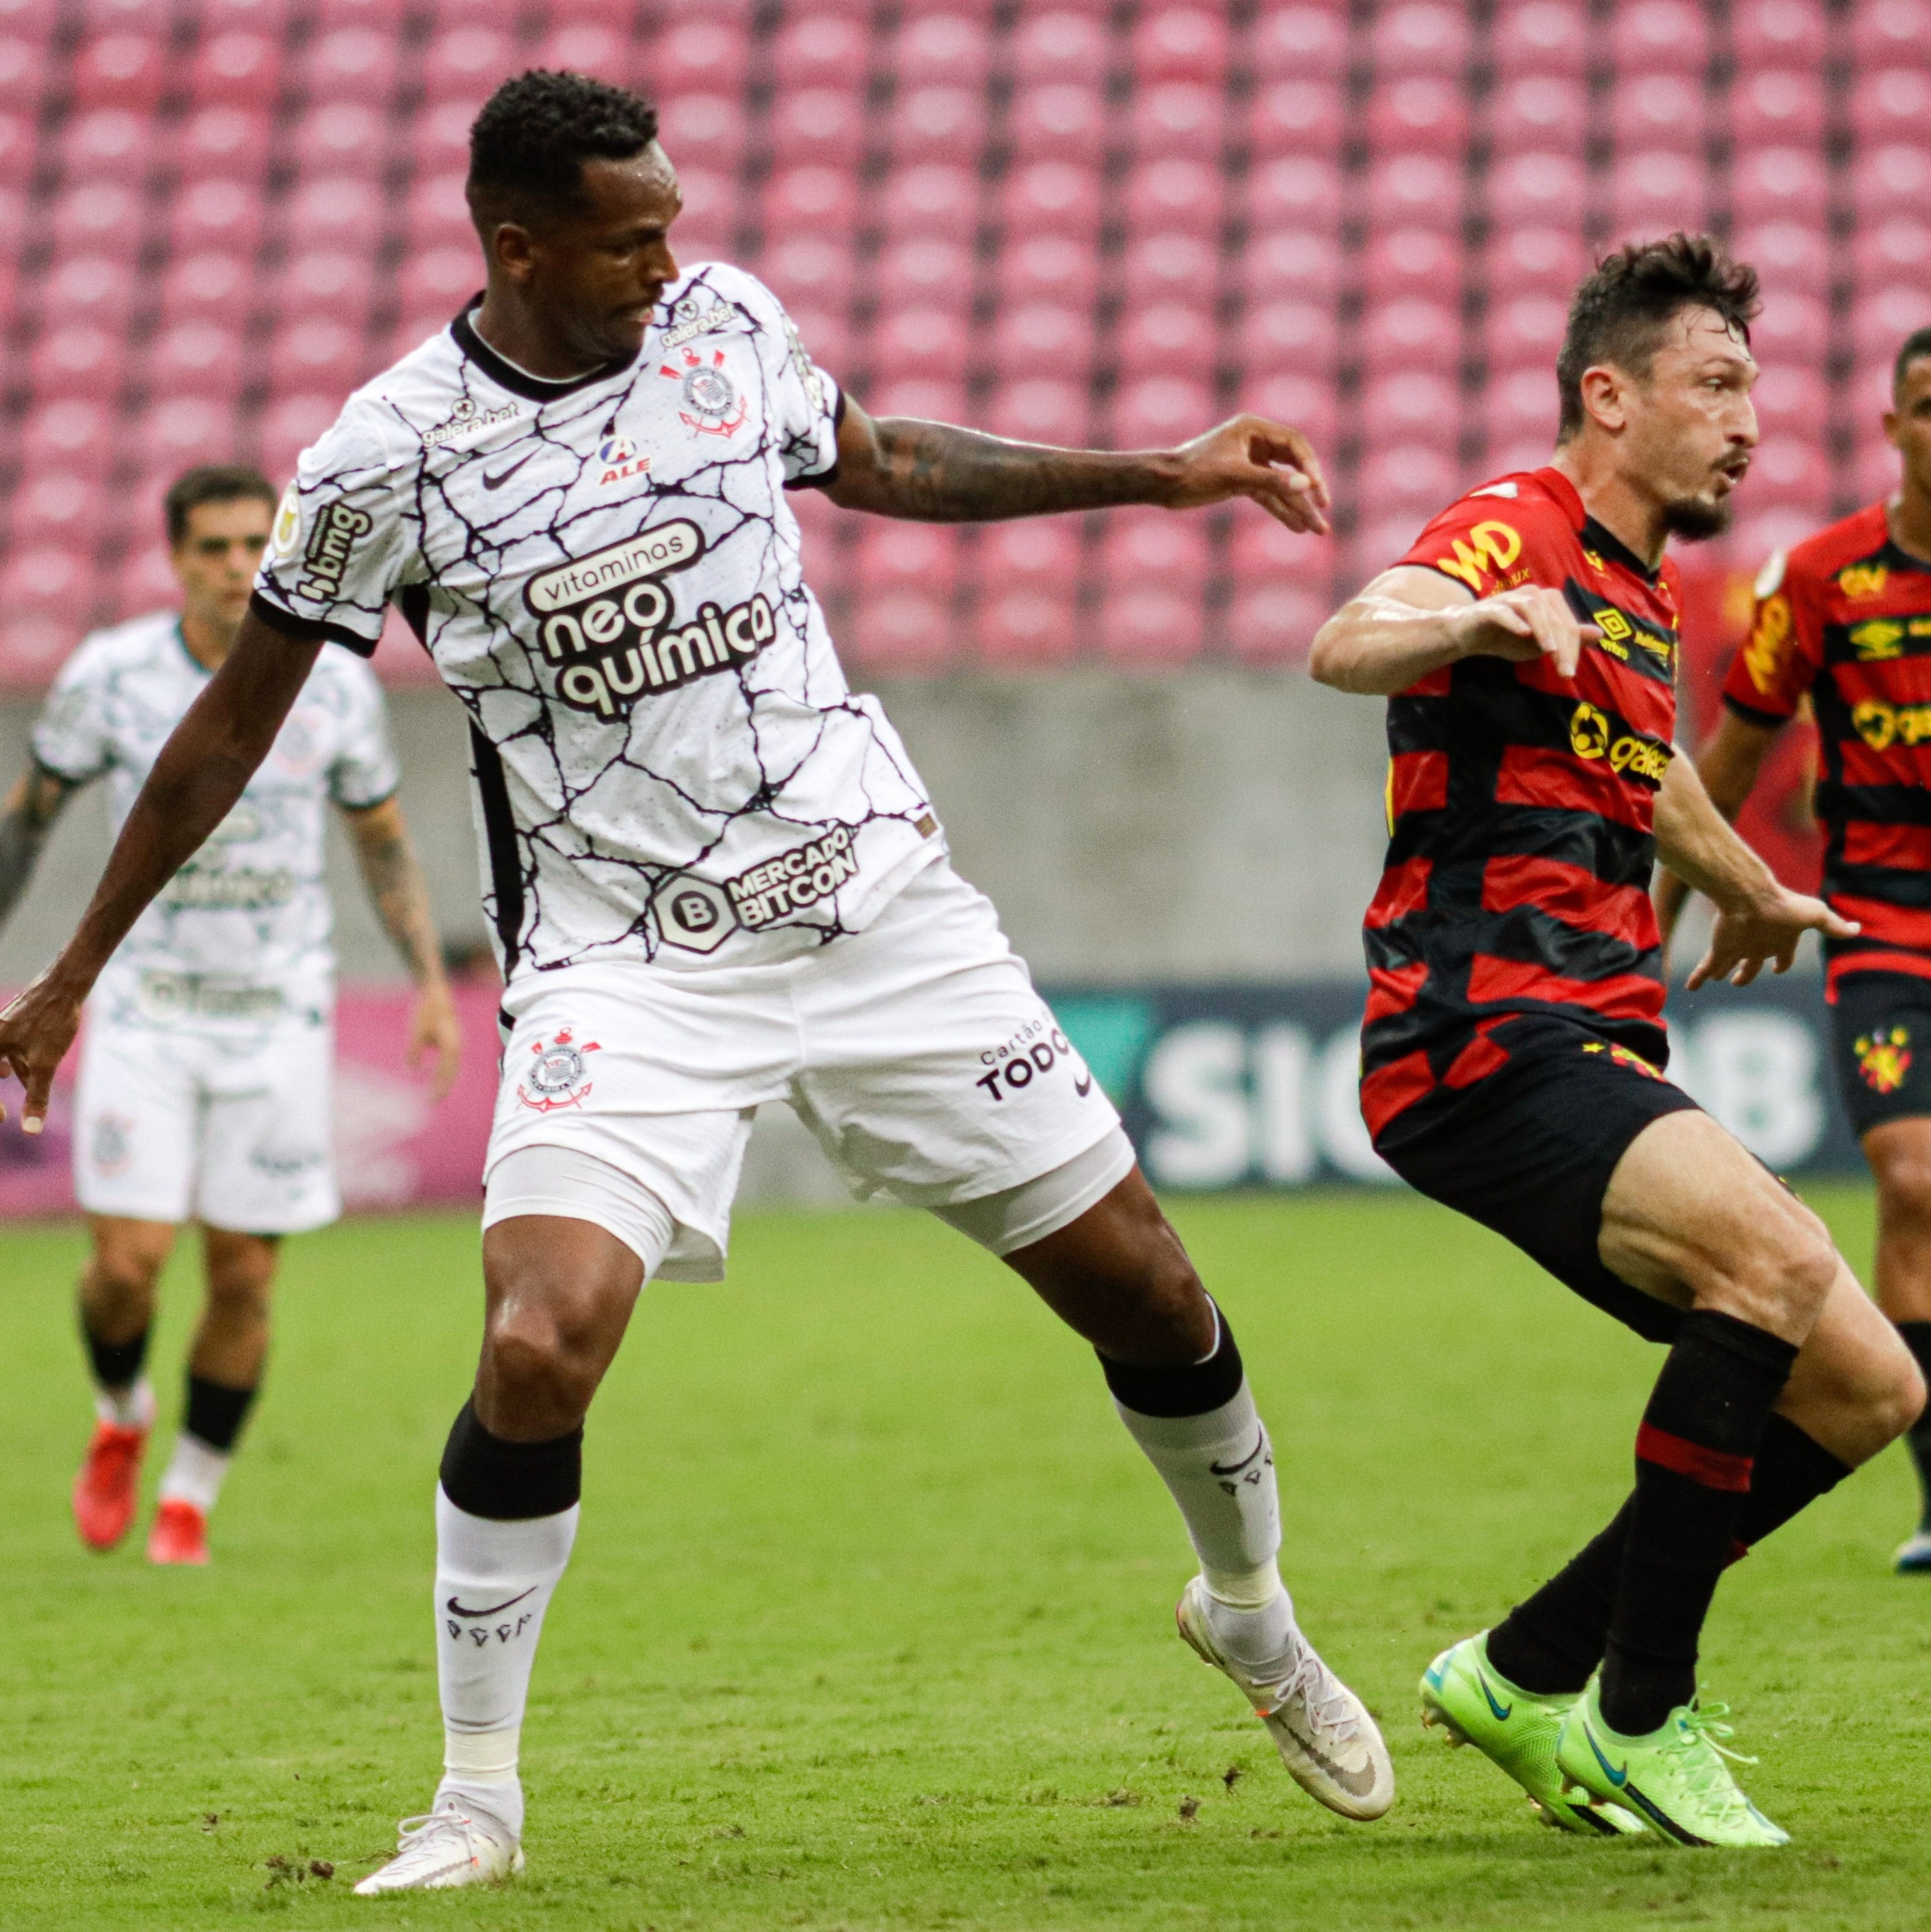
top-left (1659, 489), bottom-right (1734, 544)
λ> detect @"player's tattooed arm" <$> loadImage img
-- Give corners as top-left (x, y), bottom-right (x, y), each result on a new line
top-left (343, 795), bottom-right (462, 1099)
top-left (824, 399), bottom-right (1331, 532)
top-left (0, 764), bottom-right (77, 928)
top-left (1655, 709), bottom-right (1782, 947)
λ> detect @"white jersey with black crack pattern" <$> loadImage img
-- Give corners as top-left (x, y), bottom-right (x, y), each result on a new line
top-left (251, 263), bottom-right (943, 983)
top-left (31, 610), bottom-right (400, 1033)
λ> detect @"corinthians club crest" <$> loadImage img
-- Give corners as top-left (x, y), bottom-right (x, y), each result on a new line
top-left (516, 1028), bottom-right (601, 1112)
top-left (660, 345), bottom-right (747, 437)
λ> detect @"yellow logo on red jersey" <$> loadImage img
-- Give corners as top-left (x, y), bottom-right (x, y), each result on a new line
top-left (1741, 592), bottom-right (1792, 692)
top-left (1436, 520), bottom-right (1524, 594)
top-left (1840, 563), bottom-right (1889, 599)
top-left (1852, 619), bottom-right (1906, 660)
top-left (1569, 702), bottom-right (1671, 780)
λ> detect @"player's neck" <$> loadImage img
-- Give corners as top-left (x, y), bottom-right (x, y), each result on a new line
top-left (1547, 447), bottom-right (1667, 571)
top-left (471, 291), bottom-right (609, 383)
top-left (178, 610), bottom-right (235, 673)
top-left (1889, 482), bottom-right (1931, 568)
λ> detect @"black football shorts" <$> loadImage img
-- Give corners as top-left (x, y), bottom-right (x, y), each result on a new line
top-left (1831, 971), bottom-right (1931, 1139)
top-left (1372, 1013), bottom-right (1702, 1345)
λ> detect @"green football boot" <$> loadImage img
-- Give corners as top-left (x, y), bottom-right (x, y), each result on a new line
top-left (1555, 1681), bottom-right (1789, 1848)
top-left (1420, 1634), bottom-right (1644, 1836)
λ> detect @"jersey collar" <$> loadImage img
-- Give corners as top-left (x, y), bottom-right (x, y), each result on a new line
top-left (449, 297), bottom-right (640, 402)
top-left (1536, 467), bottom-right (1663, 585)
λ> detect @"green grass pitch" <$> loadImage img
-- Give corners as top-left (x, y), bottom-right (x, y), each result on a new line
top-left (1, 1185), bottom-right (1926, 1931)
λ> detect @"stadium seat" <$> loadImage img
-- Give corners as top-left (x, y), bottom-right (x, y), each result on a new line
top-left (762, 165), bottom-right (857, 238)
top-left (1120, 231), bottom-right (1220, 306)
top-left (1484, 223), bottom-right (1590, 296)
top-left (769, 86), bottom-right (866, 168)
top-left (1009, 84), bottom-right (1106, 163)
top-left (1849, 146), bottom-right (1931, 223)
top-left (1246, 157), bottom-right (1342, 234)
top-left (134, 395), bottom-right (241, 473)
top-left (669, 164), bottom-right (735, 248)
top-left (312, 0), bottom-right (406, 23)
top-left (1849, 69), bottom-right (1931, 152)
top-left (1239, 370), bottom-right (1338, 452)
top-left (1492, 0), bottom-right (1591, 76)
top-left (60, 108), bottom-right (144, 180)
top-left (855, 520), bottom-right (961, 599)
top-left (1358, 226), bottom-right (1460, 302)
top-left (178, 105), bottom-right (272, 180)
top-left (1360, 370), bottom-right (1459, 449)
top-left (1608, 0), bottom-right (1707, 73)
top-left (989, 301), bottom-right (1094, 379)
top-left (1731, 71), bottom-right (1826, 147)
top-left (1370, 4), bottom-right (1469, 77)
top-left (1247, 79), bottom-right (1346, 159)
top-left (1366, 76), bottom-right (1469, 155)
top-left (893, 11), bottom-right (990, 88)
top-left (1363, 154), bottom-right (1463, 231)
top-left (1730, 148), bottom-right (1830, 226)
top-left (847, 588), bottom-right (958, 676)
top-left (1490, 75), bottom-right (1588, 155)
top-left (978, 583), bottom-right (1082, 669)
top-left (21, 398), bottom-right (115, 473)
top-left (1737, 437), bottom-right (1832, 510)
top-left (0, 547), bottom-right (91, 619)
top-left (0, 181), bottom-right (24, 258)
top-left (45, 251), bottom-right (133, 325)
top-left (1095, 581), bottom-right (1208, 669)
top-left (1749, 364), bottom-right (1829, 437)
top-left (1486, 152), bottom-right (1588, 229)
top-left (869, 304), bottom-right (970, 381)
top-left (1736, 218), bottom-right (1830, 292)
top-left (1009, 10), bottom-right (1110, 85)
top-left (1850, 0), bottom-right (1931, 67)
top-left (877, 234), bottom-right (973, 307)
top-left (997, 232), bottom-right (1099, 309)
top-left (531, 21), bottom-right (627, 78)
top-left (879, 161), bottom-right (978, 241)
top-left (987, 376), bottom-right (1089, 447)
top-left (1360, 297), bottom-right (1460, 375)
top-left (979, 518), bottom-right (1082, 594)
top-left (657, 91), bottom-right (743, 174)
top-left (788, 309), bottom-right (852, 381)
top-left (1128, 83), bottom-right (1222, 161)
top-left (889, 85), bottom-right (978, 168)
top-left (11, 470), bottom-right (101, 550)
top-left (1358, 442), bottom-right (1461, 511)
top-left (1251, 5), bottom-right (1349, 83)
top-left (302, 27), bottom-right (399, 102)
top-left (0, 32), bottom-right (46, 113)
top-left (1485, 364), bottom-right (1560, 447)
top-left (761, 233), bottom-right (856, 317)
top-left (652, 19), bottom-right (750, 95)
top-left (1228, 580), bottom-right (1327, 665)
top-left (864, 376), bottom-right (967, 425)
top-left (1852, 435), bottom-right (1903, 507)
top-left (1851, 217), bottom-right (1931, 294)
top-left (1130, 7), bottom-right (1228, 84)
top-left (1239, 229), bottom-right (1343, 304)
top-left (54, 180), bottom-right (142, 257)
top-left (1852, 282), bottom-right (1931, 367)
top-left (1732, 0), bottom-right (1828, 68)
top-left (1113, 375), bottom-right (1215, 449)
top-left (772, 11), bottom-right (869, 90)
top-left (1620, 73), bottom-right (1707, 152)
top-left (70, 30), bottom-right (164, 111)
top-left (189, 30), bottom-right (280, 108)
top-left (1484, 292), bottom-right (1569, 372)
top-left (1751, 290), bottom-right (1829, 364)
top-left (151, 319), bottom-right (246, 401)
top-left (291, 174), bottom-right (384, 252)
top-left (1122, 159), bottom-right (1221, 235)
top-left (258, 391), bottom-right (345, 483)
top-left (1228, 513), bottom-right (1332, 590)
top-left (0, 106), bottom-right (28, 181)
top-left (1606, 151), bottom-right (1710, 240)
top-left (282, 247), bottom-right (380, 328)
top-left (998, 162), bottom-right (1102, 241)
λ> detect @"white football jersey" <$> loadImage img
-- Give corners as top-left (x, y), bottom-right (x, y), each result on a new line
top-left (252, 263), bottom-right (941, 984)
top-left (33, 610), bottom-right (399, 1030)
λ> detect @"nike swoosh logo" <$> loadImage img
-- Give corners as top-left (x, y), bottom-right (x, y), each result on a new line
top-left (1209, 1430), bottom-right (1266, 1477)
top-left (1073, 1071), bottom-right (1093, 1097)
top-left (481, 449), bottom-right (537, 490)
top-left (446, 1587), bottom-right (537, 1618)
top-left (1477, 1669), bottom-right (1511, 1723)
top-left (1583, 1723), bottom-right (1628, 1788)
top-left (1273, 1717), bottom-right (1380, 1798)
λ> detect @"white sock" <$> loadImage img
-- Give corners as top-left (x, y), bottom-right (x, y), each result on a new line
top-left (157, 1433), bottom-right (229, 1514)
top-left (95, 1378), bottom-right (156, 1431)
top-left (1113, 1378), bottom-right (1297, 1664)
top-left (432, 1487), bottom-right (579, 1842)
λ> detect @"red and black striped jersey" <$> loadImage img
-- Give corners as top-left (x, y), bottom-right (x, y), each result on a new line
top-left (1722, 502), bottom-right (1931, 999)
top-left (1360, 467), bottom-right (1681, 1141)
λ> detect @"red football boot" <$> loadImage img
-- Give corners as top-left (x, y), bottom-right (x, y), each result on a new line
top-left (72, 1420), bottom-right (148, 1551)
top-left (147, 1497), bottom-right (210, 1565)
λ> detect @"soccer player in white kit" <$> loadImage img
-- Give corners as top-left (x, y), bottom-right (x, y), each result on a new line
top-left (0, 76), bottom-right (1390, 1886)
top-left (0, 465), bottom-right (461, 1566)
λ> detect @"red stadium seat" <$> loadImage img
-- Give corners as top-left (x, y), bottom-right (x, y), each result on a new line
top-left (1116, 301), bottom-right (1215, 378)
top-left (1733, 0), bottom-right (1828, 68)
top-left (770, 86), bottom-right (867, 168)
top-left (1128, 82), bottom-right (1221, 161)
top-left (980, 519), bottom-right (1082, 587)
top-left (864, 376), bottom-right (967, 424)
top-left (0, 106), bottom-right (29, 181)
top-left (293, 102), bottom-right (387, 180)
top-left (0, 33), bottom-right (46, 112)
top-left (847, 588), bottom-right (958, 677)
top-left (150, 320), bottom-right (246, 400)
top-left (878, 235), bottom-right (973, 307)
top-left (59, 108), bottom-right (143, 180)
top-left (1119, 230), bottom-right (1220, 306)
top-left (1493, 0), bottom-right (1591, 76)
top-left (1246, 157), bottom-right (1342, 234)
top-left (1850, 0), bottom-right (1931, 68)
top-left (30, 323), bottom-right (124, 403)
top-left (178, 105), bottom-right (272, 180)
top-left (997, 232), bottom-right (1099, 309)
top-left (1855, 428), bottom-right (1905, 505)
top-left (1608, 0), bottom-right (1707, 74)
top-left (1358, 442), bottom-right (1461, 514)
top-left (1749, 363), bottom-right (1828, 437)
top-left (894, 12), bottom-right (990, 88)
top-left (1490, 75), bottom-right (1587, 155)
top-left (1738, 436), bottom-right (1831, 509)
top-left (879, 162), bottom-right (978, 240)
top-left (1849, 146), bottom-right (1931, 223)
top-left (1228, 580), bottom-right (1327, 665)
top-left (978, 584), bottom-right (1082, 670)
top-left (1095, 582), bottom-right (1207, 669)
top-left (1122, 159), bottom-right (1220, 234)
top-left (311, 0), bottom-right (406, 23)
top-left (786, 307), bottom-right (851, 379)
top-left (989, 301), bottom-right (1094, 379)
top-left (669, 163), bottom-right (735, 247)
top-left (1236, 298), bottom-right (1340, 376)
top-left (1009, 84), bottom-right (1106, 162)
top-left (268, 316), bottom-right (369, 397)
top-left (762, 164), bottom-right (858, 238)
top-left (291, 173), bottom-right (384, 252)
top-left (21, 398), bottom-right (115, 472)
top-left (998, 161), bottom-right (1101, 240)
top-left (1484, 223), bottom-right (1589, 296)
top-left (1485, 364), bottom-right (1560, 449)
top-left (1367, 77), bottom-right (1469, 155)
top-left (869, 304), bottom-right (970, 380)
top-left (1364, 154), bottom-right (1462, 232)
top-left (1360, 370), bottom-right (1459, 448)
top-left (1360, 297), bottom-right (1460, 374)
top-left (54, 180), bottom-right (142, 256)
top-left (772, 11), bottom-right (869, 90)
top-left (0, 548), bottom-right (93, 619)
top-left (1731, 147), bottom-right (1829, 226)
top-left (1852, 282), bottom-right (1931, 367)
top-left (762, 233), bottom-right (856, 316)
top-left (1239, 230), bottom-right (1343, 304)
top-left (1359, 226), bottom-right (1460, 302)
top-left (1247, 79), bottom-right (1345, 159)
top-left (1751, 290), bottom-right (1828, 363)
top-left (1131, 7), bottom-right (1227, 83)
top-left (257, 392), bottom-right (342, 484)
top-left (157, 251), bottom-right (251, 327)
top-left (657, 0), bottom-right (759, 25)
top-left (531, 21), bottom-right (626, 77)
top-left (1731, 71), bottom-right (1826, 147)
top-left (1009, 10), bottom-right (1110, 85)
top-left (12, 470), bottom-right (100, 550)
top-left (1239, 371), bottom-right (1338, 451)
top-left (71, 31), bottom-right (164, 111)
top-left (1736, 218), bottom-right (1830, 292)
top-left (648, 19), bottom-right (749, 95)
top-left (302, 28), bottom-right (398, 102)
top-left (1370, 4), bottom-right (1469, 77)
top-left (656, 92), bottom-right (743, 174)
top-left (987, 376), bottom-right (1089, 446)
top-left (1852, 217), bottom-right (1931, 294)
top-left (189, 30), bottom-right (279, 108)
top-left (1251, 6), bottom-right (1349, 83)
top-left (1606, 151), bottom-right (1710, 240)
top-left (1485, 292), bottom-right (1569, 372)
top-left (410, 99), bottom-right (477, 176)
top-left (1850, 69), bottom-right (1931, 153)
top-left (890, 85), bottom-right (978, 167)
top-left (0, 181), bottom-right (25, 258)
top-left (1620, 73), bottom-right (1707, 153)
top-left (855, 522), bottom-right (961, 599)
top-left (282, 246), bottom-right (380, 323)
top-left (134, 395), bottom-right (240, 473)
top-left (1229, 513), bottom-right (1332, 590)
top-left (45, 251), bottom-right (132, 325)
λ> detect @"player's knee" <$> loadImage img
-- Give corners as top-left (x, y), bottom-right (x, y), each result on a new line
top-left (1874, 1333), bottom-right (1927, 1444)
top-left (203, 1241), bottom-right (277, 1311)
top-left (481, 1271), bottom-right (621, 1422)
top-left (1719, 1206), bottom-right (1838, 1333)
top-left (87, 1233), bottom-right (168, 1305)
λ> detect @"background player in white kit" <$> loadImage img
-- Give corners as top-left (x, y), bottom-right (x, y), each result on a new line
top-left (0, 465), bottom-right (461, 1566)
top-left (0, 76), bottom-right (1376, 1887)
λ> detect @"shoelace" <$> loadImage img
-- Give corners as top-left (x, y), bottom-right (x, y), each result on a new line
top-left (1666, 1702), bottom-right (1760, 1819)
top-left (386, 1807), bottom-right (494, 1870)
top-left (1264, 1645), bottom-right (1363, 1744)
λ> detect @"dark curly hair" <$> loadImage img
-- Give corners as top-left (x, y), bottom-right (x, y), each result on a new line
top-left (1555, 234), bottom-right (1760, 441)
top-left (467, 69), bottom-right (660, 228)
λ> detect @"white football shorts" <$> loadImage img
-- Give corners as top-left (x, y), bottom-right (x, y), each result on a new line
top-left (73, 1013), bottom-right (340, 1234)
top-left (483, 859), bottom-right (1130, 1280)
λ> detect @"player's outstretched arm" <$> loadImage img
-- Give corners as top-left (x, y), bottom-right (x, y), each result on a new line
top-left (1654, 750), bottom-right (1854, 989)
top-left (1655, 708), bottom-right (1781, 949)
top-left (0, 611), bottom-right (319, 1130)
top-left (343, 795), bottom-right (462, 1100)
top-left (1310, 566), bottom-right (1597, 696)
top-left (0, 765), bottom-right (76, 930)
top-left (822, 398), bottom-right (1330, 532)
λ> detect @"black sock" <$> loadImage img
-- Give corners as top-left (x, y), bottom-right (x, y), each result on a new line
top-left (1097, 1304), bottom-right (1243, 1418)
top-left (84, 1317), bottom-right (150, 1395)
top-left (1896, 1322), bottom-right (1931, 1530)
top-left (440, 1396), bottom-right (583, 1520)
top-left (184, 1373), bottom-right (259, 1454)
top-left (1486, 1413), bottom-right (1851, 1697)
top-left (1600, 1311), bottom-right (1797, 1735)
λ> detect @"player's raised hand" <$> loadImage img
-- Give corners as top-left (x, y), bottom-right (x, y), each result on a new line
top-left (1688, 885), bottom-right (1861, 990)
top-left (0, 961), bottom-right (86, 1132)
top-left (407, 981), bottom-right (464, 1101)
top-left (1448, 585), bottom-right (1599, 680)
top-left (1162, 414), bottom-right (1331, 534)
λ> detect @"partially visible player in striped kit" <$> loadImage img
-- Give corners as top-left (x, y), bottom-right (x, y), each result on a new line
top-left (1663, 324), bottom-right (1931, 1572)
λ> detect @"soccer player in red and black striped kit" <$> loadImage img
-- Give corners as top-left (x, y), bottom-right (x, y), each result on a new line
top-left (1663, 326), bottom-right (1931, 1574)
top-left (1312, 236), bottom-right (1924, 1846)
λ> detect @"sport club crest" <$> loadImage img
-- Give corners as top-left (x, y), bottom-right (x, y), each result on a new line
top-left (660, 346), bottom-right (747, 437)
top-left (1855, 1025), bottom-right (1912, 1096)
top-left (515, 1028), bottom-right (602, 1112)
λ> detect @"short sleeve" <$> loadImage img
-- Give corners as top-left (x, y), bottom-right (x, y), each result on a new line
top-left (253, 400), bottom-right (418, 657)
top-left (326, 655), bottom-right (402, 809)
top-left (767, 299), bottom-right (843, 488)
top-left (30, 640), bottom-right (112, 785)
top-left (1721, 548), bottom-right (1818, 725)
top-left (1394, 482), bottom-right (1563, 597)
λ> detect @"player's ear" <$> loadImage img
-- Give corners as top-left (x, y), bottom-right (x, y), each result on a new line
top-left (487, 220), bottom-right (538, 287)
top-left (1578, 364), bottom-right (1627, 435)
top-left (1884, 408), bottom-right (1903, 450)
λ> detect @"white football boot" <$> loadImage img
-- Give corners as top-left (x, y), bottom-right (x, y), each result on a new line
top-left (1176, 1575), bottom-right (1395, 1819)
top-left (353, 1798), bottom-right (524, 1894)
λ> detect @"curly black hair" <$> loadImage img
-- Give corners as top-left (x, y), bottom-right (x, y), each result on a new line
top-left (1555, 234), bottom-right (1760, 441)
top-left (467, 69), bottom-right (660, 227)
